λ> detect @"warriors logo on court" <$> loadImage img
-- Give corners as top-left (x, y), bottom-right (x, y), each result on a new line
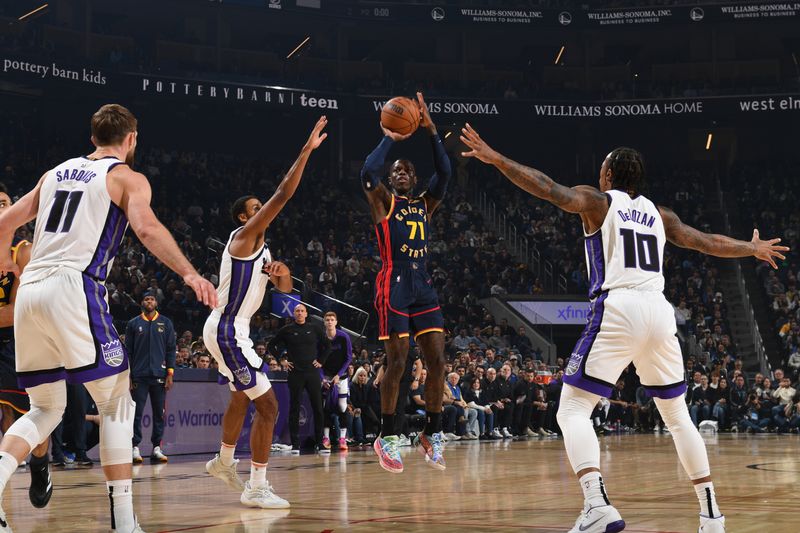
top-left (101, 339), bottom-right (125, 367)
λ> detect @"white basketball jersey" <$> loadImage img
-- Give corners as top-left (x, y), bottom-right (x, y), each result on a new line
top-left (213, 228), bottom-right (272, 323)
top-left (22, 156), bottom-right (128, 285)
top-left (585, 189), bottom-right (665, 298)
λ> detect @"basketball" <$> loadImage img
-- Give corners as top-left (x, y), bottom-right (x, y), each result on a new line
top-left (380, 96), bottom-right (420, 136)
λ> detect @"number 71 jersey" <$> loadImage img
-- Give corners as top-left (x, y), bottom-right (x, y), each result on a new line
top-left (585, 189), bottom-right (665, 299)
top-left (22, 156), bottom-right (129, 285)
top-left (376, 195), bottom-right (429, 263)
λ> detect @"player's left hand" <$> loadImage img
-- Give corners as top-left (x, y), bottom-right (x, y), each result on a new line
top-left (460, 123), bottom-right (500, 165)
top-left (165, 374), bottom-right (173, 391)
top-left (752, 229), bottom-right (789, 269)
top-left (416, 92), bottom-right (434, 132)
top-left (263, 261), bottom-right (290, 277)
top-left (305, 115), bottom-right (328, 151)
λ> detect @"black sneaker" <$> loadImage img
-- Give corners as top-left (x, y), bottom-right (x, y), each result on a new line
top-left (74, 455), bottom-right (94, 467)
top-left (29, 460), bottom-right (53, 508)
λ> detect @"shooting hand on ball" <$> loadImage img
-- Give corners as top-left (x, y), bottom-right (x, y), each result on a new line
top-left (381, 124), bottom-right (413, 142)
top-left (416, 92), bottom-right (436, 134)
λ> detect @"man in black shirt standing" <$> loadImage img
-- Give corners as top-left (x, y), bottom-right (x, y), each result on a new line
top-left (268, 304), bottom-right (331, 451)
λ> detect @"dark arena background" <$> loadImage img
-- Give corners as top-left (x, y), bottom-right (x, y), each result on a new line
top-left (0, 0), bottom-right (798, 532)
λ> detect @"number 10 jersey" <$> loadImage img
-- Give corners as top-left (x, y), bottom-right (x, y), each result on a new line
top-left (22, 156), bottom-right (128, 286)
top-left (585, 188), bottom-right (666, 299)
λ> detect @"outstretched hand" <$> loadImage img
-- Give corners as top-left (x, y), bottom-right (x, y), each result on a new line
top-left (184, 272), bottom-right (218, 308)
top-left (262, 261), bottom-right (290, 277)
top-left (305, 116), bottom-right (328, 150)
top-left (460, 123), bottom-right (500, 165)
top-left (752, 229), bottom-right (789, 269)
top-left (416, 92), bottom-right (434, 132)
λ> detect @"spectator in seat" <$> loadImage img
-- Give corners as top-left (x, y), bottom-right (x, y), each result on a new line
top-left (462, 377), bottom-right (495, 439)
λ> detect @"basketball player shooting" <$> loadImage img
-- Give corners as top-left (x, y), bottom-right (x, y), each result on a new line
top-left (360, 92), bottom-right (451, 473)
top-left (0, 104), bottom-right (217, 533)
top-left (203, 115), bottom-right (328, 509)
top-left (460, 123), bottom-right (788, 533)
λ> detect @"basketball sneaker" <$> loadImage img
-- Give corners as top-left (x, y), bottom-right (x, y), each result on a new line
top-left (29, 457), bottom-right (53, 508)
top-left (338, 437), bottom-right (348, 451)
top-left (699, 515), bottom-right (725, 532)
top-left (150, 447), bottom-right (168, 463)
top-left (206, 454), bottom-right (245, 492)
top-left (240, 481), bottom-right (291, 509)
top-left (132, 446), bottom-right (143, 464)
top-left (414, 432), bottom-right (446, 471)
top-left (568, 505), bottom-right (625, 533)
top-left (373, 435), bottom-right (403, 473)
top-left (321, 436), bottom-right (331, 450)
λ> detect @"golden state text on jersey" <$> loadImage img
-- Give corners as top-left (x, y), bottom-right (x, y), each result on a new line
top-left (376, 195), bottom-right (430, 262)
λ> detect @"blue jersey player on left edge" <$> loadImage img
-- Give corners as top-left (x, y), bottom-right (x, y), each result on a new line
top-left (359, 92), bottom-right (451, 473)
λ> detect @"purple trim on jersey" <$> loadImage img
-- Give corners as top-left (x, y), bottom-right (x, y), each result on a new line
top-left (69, 274), bottom-right (128, 384)
top-left (16, 367), bottom-right (68, 388)
top-left (322, 329), bottom-right (353, 378)
top-left (644, 382), bottom-right (688, 399)
top-left (563, 291), bottom-right (614, 397)
top-left (585, 231), bottom-right (606, 300)
top-left (216, 259), bottom-right (258, 384)
top-left (85, 203), bottom-right (128, 281)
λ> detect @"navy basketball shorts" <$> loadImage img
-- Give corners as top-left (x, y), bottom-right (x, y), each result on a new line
top-left (374, 261), bottom-right (444, 341)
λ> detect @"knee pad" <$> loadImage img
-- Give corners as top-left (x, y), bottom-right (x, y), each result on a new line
top-left (8, 382), bottom-right (66, 449)
top-left (97, 394), bottom-right (136, 466)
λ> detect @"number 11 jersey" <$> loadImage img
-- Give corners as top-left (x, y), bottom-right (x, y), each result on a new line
top-left (22, 156), bottom-right (128, 286)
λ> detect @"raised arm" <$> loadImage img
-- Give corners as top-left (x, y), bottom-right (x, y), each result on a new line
top-left (659, 206), bottom-right (789, 268)
top-left (359, 135), bottom-right (395, 222)
top-left (232, 116), bottom-right (328, 255)
top-left (114, 166), bottom-right (217, 307)
top-left (460, 124), bottom-right (608, 228)
top-left (417, 92), bottom-right (451, 216)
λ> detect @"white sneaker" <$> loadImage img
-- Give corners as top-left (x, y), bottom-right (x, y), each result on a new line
top-left (501, 427), bottom-right (512, 438)
top-left (240, 481), bottom-right (290, 509)
top-left (132, 446), bottom-right (143, 464)
top-left (491, 428), bottom-right (503, 439)
top-left (150, 446), bottom-right (168, 463)
top-left (398, 435), bottom-right (412, 447)
top-left (568, 505), bottom-right (625, 533)
top-left (206, 454), bottom-right (245, 492)
top-left (467, 432), bottom-right (479, 440)
top-left (0, 502), bottom-right (10, 532)
top-left (443, 432), bottom-right (460, 441)
top-left (699, 515), bottom-right (725, 532)
top-left (526, 427), bottom-right (537, 437)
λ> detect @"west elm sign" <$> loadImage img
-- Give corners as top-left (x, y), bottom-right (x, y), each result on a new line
top-left (508, 300), bottom-right (591, 325)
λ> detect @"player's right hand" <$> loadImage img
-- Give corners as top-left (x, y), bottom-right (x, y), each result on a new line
top-left (380, 124), bottom-right (414, 142)
top-left (751, 228), bottom-right (789, 269)
top-left (305, 116), bottom-right (328, 151)
top-left (0, 254), bottom-right (19, 277)
top-left (184, 272), bottom-right (218, 308)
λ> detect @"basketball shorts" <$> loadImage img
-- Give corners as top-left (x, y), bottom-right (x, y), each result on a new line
top-left (0, 340), bottom-right (29, 415)
top-left (563, 288), bottom-right (686, 399)
top-left (14, 269), bottom-right (128, 389)
top-left (374, 261), bottom-right (444, 341)
top-left (204, 311), bottom-right (272, 399)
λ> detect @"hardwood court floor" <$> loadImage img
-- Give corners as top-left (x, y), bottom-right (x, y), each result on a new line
top-left (2, 433), bottom-right (797, 532)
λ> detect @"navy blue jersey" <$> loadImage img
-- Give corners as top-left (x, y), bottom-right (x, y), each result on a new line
top-left (375, 195), bottom-right (430, 264)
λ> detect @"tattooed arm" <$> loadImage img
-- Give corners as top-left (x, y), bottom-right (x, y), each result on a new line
top-left (659, 206), bottom-right (788, 268)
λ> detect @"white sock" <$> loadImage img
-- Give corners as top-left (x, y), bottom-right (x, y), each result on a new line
top-left (694, 481), bottom-right (721, 518)
top-left (0, 453), bottom-right (20, 494)
top-left (250, 461), bottom-right (267, 489)
top-left (339, 428), bottom-right (347, 440)
top-left (323, 427), bottom-right (330, 439)
top-left (107, 479), bottom-right (135, 533)
top-left (219, 442), bottom-right (235, 466)
top-left (579, 471), bottom-right (610, 509)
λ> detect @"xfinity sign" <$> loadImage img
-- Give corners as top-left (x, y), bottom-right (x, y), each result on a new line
top-left (509, 301), bottom-right (591, 325)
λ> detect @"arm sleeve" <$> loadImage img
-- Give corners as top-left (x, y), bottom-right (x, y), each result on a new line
top-left (359, 136), bottom-right (394, 191)
top-left (165, 319), bottom-right (176, 371)
top-left (425, 133), bottom-right (451, 200)
top-left (337, 332), bottom-right (353, 378)
top-left (125, 319), bottom-right (136, 359)
top-left (317, 326), bottom-right (332, 365)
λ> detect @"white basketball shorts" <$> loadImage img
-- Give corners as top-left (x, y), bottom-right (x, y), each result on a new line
top-left (14, 268), bottom-right (128, 388)
top-left (203, 310), bottom-right (271, 399)
top-left (563, 288), bottom-right (686, 399)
